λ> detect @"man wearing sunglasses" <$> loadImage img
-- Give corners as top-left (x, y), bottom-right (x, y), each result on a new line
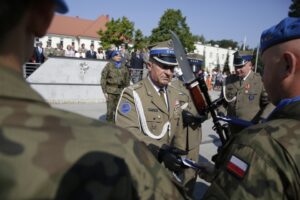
top-left (219, 52), bottom-right (274, 135)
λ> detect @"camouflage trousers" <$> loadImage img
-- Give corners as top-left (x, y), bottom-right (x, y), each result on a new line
top-left (106, 93), bottom-right (121, 123)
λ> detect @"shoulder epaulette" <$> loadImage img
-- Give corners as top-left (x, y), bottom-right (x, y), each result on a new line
top-left (253, 72), bottom-right (262, 78)
top-left (127, 82), bottom-right (143, 91)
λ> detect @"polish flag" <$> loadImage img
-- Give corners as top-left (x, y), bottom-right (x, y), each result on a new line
top-left (226, 155), bottom-right (248, 178)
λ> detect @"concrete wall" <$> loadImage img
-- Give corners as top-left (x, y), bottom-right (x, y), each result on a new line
top-left (27, 57), bottom-right (108, 103)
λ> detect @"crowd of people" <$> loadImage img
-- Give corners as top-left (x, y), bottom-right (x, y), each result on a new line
top-left (1, 0), bottom-right (300, 199)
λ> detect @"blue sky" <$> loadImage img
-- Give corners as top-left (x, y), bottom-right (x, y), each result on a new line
top-left (64, 0), bottom-right (290, 48)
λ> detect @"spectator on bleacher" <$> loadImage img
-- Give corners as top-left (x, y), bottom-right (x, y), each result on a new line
top-left (96, 47), bottom-right (106, 60)
top-left (64, 44), bottom-right (75, 57)
top-left (53, 43), bottom-right (65, 57)
top-left (44, 41), bottom-right (55, 59)
top-left (34, 42), bottom-right (45, 63)
top-left (86, 43), bottom-right (97, 59)
top-left (77, 43), bottom-right (87, 58)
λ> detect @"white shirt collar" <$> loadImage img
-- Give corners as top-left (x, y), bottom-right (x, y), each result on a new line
top-left (243, 70), bottom-right (252, 81)
top-left (147, 76), bottom-right (166, 94)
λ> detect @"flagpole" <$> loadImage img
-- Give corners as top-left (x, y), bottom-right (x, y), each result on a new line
top-left (255, 43), bottom-right (260, 73)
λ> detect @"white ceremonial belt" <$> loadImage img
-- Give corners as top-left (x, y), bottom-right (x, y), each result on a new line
top-left (223, 79), bottom-right (237, 103)
top-left (133, 90), bottom-right (171, 139)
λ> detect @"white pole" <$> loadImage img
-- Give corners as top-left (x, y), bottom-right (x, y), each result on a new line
top-left (255, 43), bottom-right (260, 73)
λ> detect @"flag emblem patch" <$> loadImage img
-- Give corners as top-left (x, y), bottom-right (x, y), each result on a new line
top-left (226, 155), bottom-right (248, 178)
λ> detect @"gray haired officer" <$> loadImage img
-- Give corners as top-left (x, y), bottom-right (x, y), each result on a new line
top-left (219, 51), bottom-right (274, 135)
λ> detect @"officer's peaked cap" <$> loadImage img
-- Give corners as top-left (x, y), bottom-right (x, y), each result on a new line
top-left (233, 51), bottom-right (252, 67)
top-left (149, 40), bottom-right (178, 66)
top-left (187, 53), bottom-right (203, 73)
top-left (187, 53), bottom-right (203, 66)
top-left (260, 17), bottom-right (300, 54)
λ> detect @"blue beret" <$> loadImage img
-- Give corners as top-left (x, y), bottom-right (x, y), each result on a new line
top-left (260, 17), bottom-right (300, 54)
top-left (53, 0), bottom-right (68, 14)
top-left (111, 50), bottom-right (121, 57)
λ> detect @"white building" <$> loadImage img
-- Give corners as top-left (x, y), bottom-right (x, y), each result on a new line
top-left (37, 15), bottom-right (109, 51)
top-left (194, 42), bottom-right (238, 73)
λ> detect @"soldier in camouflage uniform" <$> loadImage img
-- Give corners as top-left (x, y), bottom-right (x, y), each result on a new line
top-left (53, 43), bottom-right (65, 57)
top-left (101, 50), bottom-right (130, 123)
top-left (44, 40), bottom-right (55, 60)
top-left (202, 17), bottom-right (300, 199)
top-left (0, 0), bottom-right (184, 199)
top-left (219, 51), bottom-right (274, 135)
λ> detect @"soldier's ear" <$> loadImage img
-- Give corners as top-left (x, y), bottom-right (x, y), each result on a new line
top-left (283, 52), bottom-right (295, 76)
top-left (146, 62), bottom-right (153, 71)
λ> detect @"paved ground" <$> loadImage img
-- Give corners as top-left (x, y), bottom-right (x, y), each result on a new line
top-left (51, 90), bottom-right (222, 199)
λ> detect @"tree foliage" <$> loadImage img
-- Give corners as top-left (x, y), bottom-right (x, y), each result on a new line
top-left (289, 0), bottom-right (300, 17)
top-left (149, 9), bottom-right (195, 51)
top-left (206, 39), bottom-right (238, 49)
top-left (193, 34), bottom-right (206, 43)
top-left (98, 17), bottom-right (134, 49)
top-left (133, 29), bottom-right (147, 50)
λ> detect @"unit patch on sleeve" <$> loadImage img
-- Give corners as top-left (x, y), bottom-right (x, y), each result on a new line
top-left (226, 155), bottom-right (249, 178)
top-left (120, 102), bottom-right (131, 114)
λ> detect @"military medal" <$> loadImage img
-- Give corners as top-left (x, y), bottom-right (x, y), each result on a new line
top-left (174, 100), bottom-right (180, 108)
top-left (244, 83), bottom-right (250, 94)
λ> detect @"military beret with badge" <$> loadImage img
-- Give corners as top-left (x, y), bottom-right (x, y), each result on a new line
top-left (260, 17), bottom-right (300, 54)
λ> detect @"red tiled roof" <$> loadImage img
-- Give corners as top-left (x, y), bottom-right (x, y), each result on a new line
top-left (47, 15), bottom-right (109, 39)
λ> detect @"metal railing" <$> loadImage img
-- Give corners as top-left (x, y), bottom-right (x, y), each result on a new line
top-left (128, 68), bottom-right (148, 84)
top-left (23, 62), bottom-right (41, 78)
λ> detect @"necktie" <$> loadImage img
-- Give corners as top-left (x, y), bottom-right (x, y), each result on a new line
top-left (159, 88), bottom-right (166, 107)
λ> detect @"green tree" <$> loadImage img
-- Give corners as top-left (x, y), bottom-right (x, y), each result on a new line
top-left (133, 29), bottom-right (147, 50)
top-left (219, 40), bottom-right (238, 49)
top-left (149, 9), bottom-right (195, 51)
top-left (98, 17), bottom-right (134, 49)
top-left (193, 34), bottom-right (206, 44)
top-left (289, 0), bottom-right (300, 17)
top-left (207, 39), bottom-right (238, 49)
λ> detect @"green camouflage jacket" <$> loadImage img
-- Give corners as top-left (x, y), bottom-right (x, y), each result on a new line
top-left (101, 61), bottom-right (130, 95)
top-left (203, 99), bottom-right (300, 199)
top-left (0, 66), bottom-right (184, 199)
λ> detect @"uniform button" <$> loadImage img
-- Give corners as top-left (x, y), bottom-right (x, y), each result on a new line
top-left (158, 115), bottom-right (161, 119)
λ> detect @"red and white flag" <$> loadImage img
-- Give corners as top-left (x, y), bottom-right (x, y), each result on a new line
top-left (226, 155), bottom-right (248, 178)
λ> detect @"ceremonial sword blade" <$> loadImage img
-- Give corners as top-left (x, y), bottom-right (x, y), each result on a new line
top-left (170, 30), bottom-right (196, 84)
